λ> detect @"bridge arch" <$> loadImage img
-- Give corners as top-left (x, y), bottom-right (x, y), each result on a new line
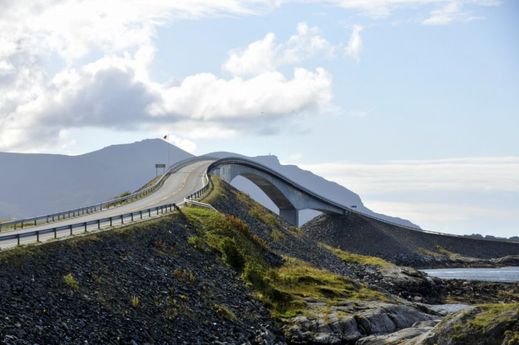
top-left (208, 158), bottom-right (347, 226)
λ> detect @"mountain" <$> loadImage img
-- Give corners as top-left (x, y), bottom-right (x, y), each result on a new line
top-left (0, 140), bottom-right (417, 228)
top-left (0, 139), bottom-right (192, 219)
top-left (204, 152), bottom-right (419, 228)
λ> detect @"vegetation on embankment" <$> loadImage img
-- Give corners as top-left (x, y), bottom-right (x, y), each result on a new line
top-left (322, 242), bottom-right (394, 269)
top-left (0, 215), bottom-right (283, 344)
top-left (421, 303), bottom-right (519, 345)
top-left (183, 206), bottom-right (388, 319)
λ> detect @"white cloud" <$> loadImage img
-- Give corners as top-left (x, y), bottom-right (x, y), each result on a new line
top-left (153, 67), bottom-right (332, 121)
top-left (222, 22), bottom-right (335, 77)
top-left (421, 0), bottom-right (500, 25)
top-left (0, 0), bottom-right (503, 152)
top-left (0, 0), bottom-right (271, 62)
top-left (0, 38), bottom-right (332, 151)
top-left (0, 0), bottom-right (281, 151)
top-left (344, 24), bottom-right (364, 60)
top-left (315, 0), bottom-right (500, 19)
top-left (421, 0), bottom-right (485, 25)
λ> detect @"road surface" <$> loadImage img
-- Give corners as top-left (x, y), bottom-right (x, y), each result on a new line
top-left (0, 159), bottom-right (214, 249)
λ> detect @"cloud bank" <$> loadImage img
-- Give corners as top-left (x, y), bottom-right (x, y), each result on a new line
top-left (0, 0), bottom-right (502, 152)
top-left (301, 156), bottom-right (519, 236)
top-left (0, 15), bottom-right (334, 151)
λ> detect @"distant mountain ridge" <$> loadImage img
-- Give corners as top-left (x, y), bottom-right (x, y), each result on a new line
top-left (0, 139), bottom-right (192, 218)
top-left (0, 139), bottom-right (418, 229)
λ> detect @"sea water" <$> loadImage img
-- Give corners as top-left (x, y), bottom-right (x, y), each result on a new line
top-left (421, 266), bottom-right (519, 283)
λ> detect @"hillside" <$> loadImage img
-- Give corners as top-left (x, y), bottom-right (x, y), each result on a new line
top-left (1, 178), bottom-right (518, 344)
top-left (303, 213), bottom-right (519, 268)
top-left (0, 139), bottom-right (192, 219)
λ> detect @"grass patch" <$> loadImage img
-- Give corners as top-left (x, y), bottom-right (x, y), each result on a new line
top-left (435, 245), bottom-right (464, 260)
top-left (186, 184), bottom-right (387, 319)
top-left (130, 295), bottom-right (141, 308)
top-left (220, 238), bottom-right (245, 271)
top-left (187, 235), bottom-right (205, 251)
top-left (199, 176), bottom-right (222, 205)
top-left (417, 247), bottom-right (444, 257)
top-left (322, 243), bottom-right (393, 269)
top-left (271, 229), bottom-right (285, 241)
top-left (440, 303), bottom-right (519, 343)
top-left (249, 203), bottom-right (282, 230)
top-left (63, 273), bottom-right (79, 290)
top-left (171, 268), bottom-right (196, 284)
top-left (213, 304), bottom-right (237, 321)
top-left (470, 303), bottom-right (519, 330)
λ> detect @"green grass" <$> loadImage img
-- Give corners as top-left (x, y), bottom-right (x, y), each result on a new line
top-left (63, 273), bottom-right (79, 290)
top-left (417, 247), bottom-right (444, 258)
top-left (213, 303), bottom-right (237, 321)
top-left (271, 228), bottom-right (285, 241)
top-left (130, 295), bottom-right (141, 308)
top-left (199, 176), bottom-right (221, 205)
top-left (322, 243), bottom-right (394, 269)
top-left (469, 304), bottom-right (519, 330)
top-left (260, 257), bottom-right (387, 318)
top-left (435, 245), bottom-right (464, 260)
top-left (448, 304), bottom-right (519, 344)
top-left (183, 206), bottom-right (387, 319)
top-left (171, 268), bottom-right (196, 284)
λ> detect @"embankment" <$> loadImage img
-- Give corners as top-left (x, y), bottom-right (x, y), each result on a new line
top-left (303, 213), bottom-right (519, 268)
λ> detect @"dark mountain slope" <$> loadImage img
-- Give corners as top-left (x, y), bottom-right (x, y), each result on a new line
top-left (303, 213), bottom-right (519, 267)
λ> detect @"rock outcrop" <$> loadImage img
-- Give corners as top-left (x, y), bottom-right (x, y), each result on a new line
top-left (417, 304), bottom-right (519, 345)
top-left (283, 301), bottom-right (438, 344)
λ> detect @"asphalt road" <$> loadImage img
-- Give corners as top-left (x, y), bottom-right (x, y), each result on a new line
top-left (0, 159), bottom-right (214, 248)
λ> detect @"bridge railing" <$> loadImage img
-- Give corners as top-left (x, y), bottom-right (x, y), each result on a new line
top-left (0, 157), bottom-right (203, 233)
top-left (207, 158), bottom-right (517, 244)
top-left (0, 202), bottom-right (178, 250)
top-left (185, 170), bottom-right (213, 201)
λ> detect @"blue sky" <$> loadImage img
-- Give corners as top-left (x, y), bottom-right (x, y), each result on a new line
top-left (0, 0), bottom-right (518, 237)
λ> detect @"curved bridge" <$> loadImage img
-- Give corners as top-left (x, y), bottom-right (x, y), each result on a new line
top-left (207, 158), bottom-right (349, 225)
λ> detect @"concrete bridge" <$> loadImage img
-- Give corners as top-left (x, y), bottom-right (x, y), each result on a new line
top-left (208, 158), bottom-right (348, 226)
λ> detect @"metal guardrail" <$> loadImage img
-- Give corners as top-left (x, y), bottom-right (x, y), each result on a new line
top-left (182, 169), bottom-right (218, 211)
top-left (0, 157), bottom-right (205, 232)
top-left (184, 199), bottom-right (218, 212)
top-left (0, 203), bottom-right (178, 250)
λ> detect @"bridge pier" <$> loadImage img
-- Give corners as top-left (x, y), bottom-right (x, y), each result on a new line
top-left (279, 208), bottom-right (298, 226)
